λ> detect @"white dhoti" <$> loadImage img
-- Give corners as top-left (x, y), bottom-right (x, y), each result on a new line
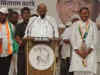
top-left (69, 50), bottom-right (97, 74)
top-left (74, 72), bottom-right (94, 75)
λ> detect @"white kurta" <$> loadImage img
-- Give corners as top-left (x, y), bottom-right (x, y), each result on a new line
top-left (61, 27), bottom-right (72, 58)
top-left (61, 27), bottom-right (72, 40)
top-left (24, 16), bottom-right (59, 38)
top-left (69, 20), bottom-right (98, 74)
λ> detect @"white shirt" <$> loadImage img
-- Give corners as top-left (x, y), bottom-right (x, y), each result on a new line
top-left (60, 41), bottom-right (71, 58)
top-left (61, 27), bottom-right (72, 40)
top-left (60, 27), bottom-right (72, 58)
top-left (58, 21), bottom-right (73, 58)
top-left (71, 20), bottom-right (98, 50)
top-left (24, 16), bottom-right (59, 38)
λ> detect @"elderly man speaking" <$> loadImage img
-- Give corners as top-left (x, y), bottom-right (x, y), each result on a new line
top-left (24, 3), bottom-right (59, 39)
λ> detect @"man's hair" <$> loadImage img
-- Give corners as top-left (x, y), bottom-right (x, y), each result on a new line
top-left (21, 7), bottom-right (30, 14)
top-left (57, 0), bottom-right (60, 3)
top-left (8, 11), bottom-right (18, 19)
top-left (37, 3), bottom-right (47, 11)
top-left (11, 11), bottom-right (18, 15)
top-left (79, 7), bottom-right (89, 13)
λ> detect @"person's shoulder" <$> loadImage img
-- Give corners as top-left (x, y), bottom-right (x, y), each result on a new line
top-left (8, 22), bottom-right (15, 28)
top-left (71, 20), bottom-right (81, 29)
top-left (77, 20), bottom-right (83, 23)
top-left (16, 22), bottom-right (23, 27)
top-left (8, 21), bottom-right (13, 25)
top-left (89, 19), bottom-right (96, 26)
top-left (72, 20), bottom-right (81, 26)
top-left (73, 20), bottom-right (81, 24)
top-left (17, 22), bottom-right (23, 25)
top-left (46, 15), bottom-right (56, 20)
top-left (8, 21), bottom-right (15, 30)
top-left (90, 20), bottom-right (96, 25)
top-left (29, 16), bottom-right (38, 21)
top-left (30, 16), bottom-right (38, 19)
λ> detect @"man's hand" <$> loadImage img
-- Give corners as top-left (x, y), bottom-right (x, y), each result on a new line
top-left (63, 39), bottom-right (70, 44)
top-left (75, 49), bottom-right (87, 59)
top-left (15, 36), bottom-right (23, 45)
top-left (75, 48), bottom-right (93, 59)
top-left (87, 48), bottom-right (93, 55)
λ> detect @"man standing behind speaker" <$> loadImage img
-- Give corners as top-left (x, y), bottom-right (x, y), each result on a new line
top-left (15, 7), bottom-right (31, 75)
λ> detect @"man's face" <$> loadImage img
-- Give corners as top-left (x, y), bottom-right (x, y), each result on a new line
top-left (22, 10), bottom-right (31, 22)
top-left (0, 12), bottom-right (7, 23)
top-left (37, 4), bottom-right (47, 19)
top-left (10, 13), bottom-right (19, 25)
top-left (56, 0), bottom-right (94, 24)
top-left (80, 9), bottom-right (89, 22)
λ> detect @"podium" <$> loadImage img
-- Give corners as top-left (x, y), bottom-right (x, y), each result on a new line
top-left (24, 37), bottom-right (58, 75)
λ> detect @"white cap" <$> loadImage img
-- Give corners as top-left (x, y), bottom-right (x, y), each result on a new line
top-left (65, 21), bottom-right (72, 27)
top-left (0, 7), bottom-right (8, 14)
top-left (58, 23), bottom-right (66, 28)
top-left (65, 14), bottom-right (80, 27)
top-left (70, 14), bottom-right (80, 21)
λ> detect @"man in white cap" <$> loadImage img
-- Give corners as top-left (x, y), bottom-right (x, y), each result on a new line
top-left (0, 7), bottom-right (19, 75)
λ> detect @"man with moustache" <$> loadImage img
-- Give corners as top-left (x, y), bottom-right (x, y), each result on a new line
top-left (8, 11), bottom-right (19, 27)
top-left (24, 5), bottom-right (59, 75)
top-left (69, 7), bottom-right (98, 75)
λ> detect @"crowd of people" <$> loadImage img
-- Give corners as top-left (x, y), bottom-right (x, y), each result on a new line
top-left (0, 2), bottom-right (99, 75)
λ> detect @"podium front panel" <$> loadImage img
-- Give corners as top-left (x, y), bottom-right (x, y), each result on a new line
top-left (25, 39), bottom-right (57, 75)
